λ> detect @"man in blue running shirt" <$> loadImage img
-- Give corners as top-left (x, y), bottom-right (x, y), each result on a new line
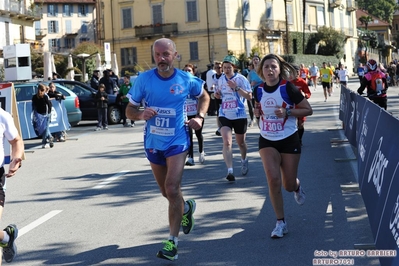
top-left (126, 38), bottom-right (209, 261)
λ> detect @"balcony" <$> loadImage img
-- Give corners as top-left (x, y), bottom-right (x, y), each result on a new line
top-left (329, 0), bottom-right (342, 8)
top-left (0, 0), bottom-right (41, 21)
top-left (134, 23), bottom-right (178, 39)
top-left (346, 0), bottom-right (358, 12)
top-left (340, 27), bottom-right (354, 37)
top-left (261, 20), bottom-right (287, 32)
top-left (64, 29), bottom-right (80, 37)
top-left (35, 29), bottom-right (47, 40)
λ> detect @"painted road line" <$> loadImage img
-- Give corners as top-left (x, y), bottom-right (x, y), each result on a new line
top-left (19, 210), bottom-right (63, 237)
top-left (93, 170), bottom-right (130, 189)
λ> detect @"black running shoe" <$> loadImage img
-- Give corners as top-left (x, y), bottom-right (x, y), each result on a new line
top-left (156, 240), bottom-right (178, 261)
top-left (226, 173), bottom-right (235, 181)
top-left (181, 199), bottom-right (196, 234)
top-left (1, 224), bottom-right (18, 263)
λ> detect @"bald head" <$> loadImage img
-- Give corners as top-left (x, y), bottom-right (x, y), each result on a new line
top-left (153, 38), bottom-right (176, 53)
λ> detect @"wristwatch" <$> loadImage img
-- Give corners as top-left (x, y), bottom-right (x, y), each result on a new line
top-left (286, 108), bottom-right (291, 117)
top-left (196, 113), bottom-right (205, 120)
top-left (234, 86), bottom-right (241, 92)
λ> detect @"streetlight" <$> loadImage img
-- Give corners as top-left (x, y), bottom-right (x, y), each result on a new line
top-left (71, 52), bottom-right (97, 82)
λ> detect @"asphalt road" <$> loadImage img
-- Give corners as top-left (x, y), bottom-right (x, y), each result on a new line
top-left (3, 77), bottom-right (398, 266)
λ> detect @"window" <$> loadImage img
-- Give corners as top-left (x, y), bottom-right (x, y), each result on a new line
top-left (65, 20), bottom-right (72, 34)
top-left (48, 21), bottom-right (59, 33)
top-left (268, 41), bottom-right (274, 54)
top-left (81, 21), bottom-right (88, 34)
top-left (80, 37), bottom-right (90, 42)
top-left (316, 6), bottom-right (325, 26)
top-left (63, 4), bottom-right (73, 16)
top-left (49, 39), bottom-right (60, 51)
top-left (186, 0), bottom-right (198, 22)
top-left (48, 4), bottom-right (58, 17)
top-left (189, 42), bottom-right (199, 60)
top-left (122, 8), bottom-right (132, 29)
top-left (78, 4), bottom-right (88, 16)
top-left (5, 22), bottom-right (9, 45)
top-left (287, 4), bottom-right (293, 25)
top-left (121, 47), bottom-right (137, 66)
top-left (35, 21), bottom-right (41, 35)
top-left (266, 2), bottom-right (273, 20)
top-left (152, 5), bottom-right (162, 24)
top-left (65, 38), bottom-right (75, 49)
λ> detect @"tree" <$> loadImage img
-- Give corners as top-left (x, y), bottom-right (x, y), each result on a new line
top-left (359, 16), bottom-right (377, 61)
top-left (357, 0), bottom-right (396, 23)
top-left (72, 42), bottom-right (103, 80)
top-left (359, 15), bottom-right (373, 31)
top-left (305, 26), bottom-right (346, 57)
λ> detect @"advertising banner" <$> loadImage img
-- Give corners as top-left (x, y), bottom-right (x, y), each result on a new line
top-left (17, 100), bottom-right (70, 140)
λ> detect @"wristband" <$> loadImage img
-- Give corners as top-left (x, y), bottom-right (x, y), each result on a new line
top-left (286, 108), bottom-right (291, 117)
top-left (234, 87), bottom-right (241, 92)
top-left (196, 113), bottom-right (205, 119)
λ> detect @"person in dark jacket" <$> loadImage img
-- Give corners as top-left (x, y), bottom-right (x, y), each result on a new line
top-left (90, 70), bottom-right (100, 90)
top-left (32, 83), bottom-right (54, 148)
top-left (99, 70), bottom-right (116, 95)
top-left (95, 83), bottom-right (108, 131)
top-left (47, 83), bottom-right (66, 142)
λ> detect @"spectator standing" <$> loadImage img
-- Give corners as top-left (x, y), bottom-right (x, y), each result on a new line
top-left (47, 83), bottom-right (66, 142)
top-left (118, 75), bottom-right (135, 127)
top-left (99, 70), bottom-right (116, 95)
top-left (0, 108), bottom-right (24, 263)
top-left (32, 84), bottom-right (54, 148)
top-left (95, 84), bottom-right (108, 131)
top-left (125, 38), bottom-right (209, 261)
top-left (254, 54), bottom-right (313, 238)
top-left (213, 55), bottom-right (252, 182)
top-left (388, 62), bottom-right (397, 86)
top-left (90, 70), bottom-right (100, 90)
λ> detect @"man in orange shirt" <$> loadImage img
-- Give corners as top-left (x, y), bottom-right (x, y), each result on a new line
top-left (299, 64), bottom-right (309, 83)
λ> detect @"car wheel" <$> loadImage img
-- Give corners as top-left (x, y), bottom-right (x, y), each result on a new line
top-left (108, 105), bottom-right (122, 124)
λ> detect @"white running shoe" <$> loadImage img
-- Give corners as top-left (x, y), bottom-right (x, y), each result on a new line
top-left (241, 158), bottom-right (249, 175)
top-left (294, 185), bottom-right (306, 205)
top-left (199, 152), bottom-right (205, 164)
top-left (185, 157), bottom-right (195, 166)
top-left (271, 220), bottom-right (288, 238)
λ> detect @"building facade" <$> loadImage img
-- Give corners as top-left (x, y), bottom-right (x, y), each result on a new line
top-left (33, 0), bottom-right (97, 54)
top-left (0, 0), bottom-right (41, 67)
top-left (99, 0), bottom-right (359, 75)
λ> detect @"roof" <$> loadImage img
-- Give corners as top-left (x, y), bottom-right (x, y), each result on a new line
top-left (356, 9), bottom-right (390, 28)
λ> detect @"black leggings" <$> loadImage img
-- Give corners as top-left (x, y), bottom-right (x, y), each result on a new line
top-left (187, 115), bottom-right (204, 158)
top-left (0, 167), bottom-right (5, 207)
top-left (247, 98), bottom-right (254, 121)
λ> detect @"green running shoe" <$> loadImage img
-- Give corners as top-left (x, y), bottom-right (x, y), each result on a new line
top-left (156, 240), bottom-right (178, 261)
top-left (182, 199), bottom-right (196, 234)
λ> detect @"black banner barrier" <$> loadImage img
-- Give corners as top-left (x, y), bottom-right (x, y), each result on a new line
top-left (340, 87), bottom-right (399, 266)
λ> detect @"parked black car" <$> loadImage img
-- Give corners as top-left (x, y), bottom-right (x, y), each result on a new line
top-left (52, 80), bottom-right (122, 124)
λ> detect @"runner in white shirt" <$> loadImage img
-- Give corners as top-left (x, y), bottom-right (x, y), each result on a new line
top-left (213, 55), bottom-right (252, 182)
top-left (338, 64), bottom-right (349, 87)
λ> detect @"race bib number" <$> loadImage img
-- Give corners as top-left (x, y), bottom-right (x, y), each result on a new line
top-left (323, 74), bottom-right (329, 79)
top-left (186, 99), bottom-right (197, 116)
top-left (222, 100), bottom-right (238, 110)
top-left (149, 107), bottom-right (176, 136)
top-left (262, 119), bottom-right (284, 132)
